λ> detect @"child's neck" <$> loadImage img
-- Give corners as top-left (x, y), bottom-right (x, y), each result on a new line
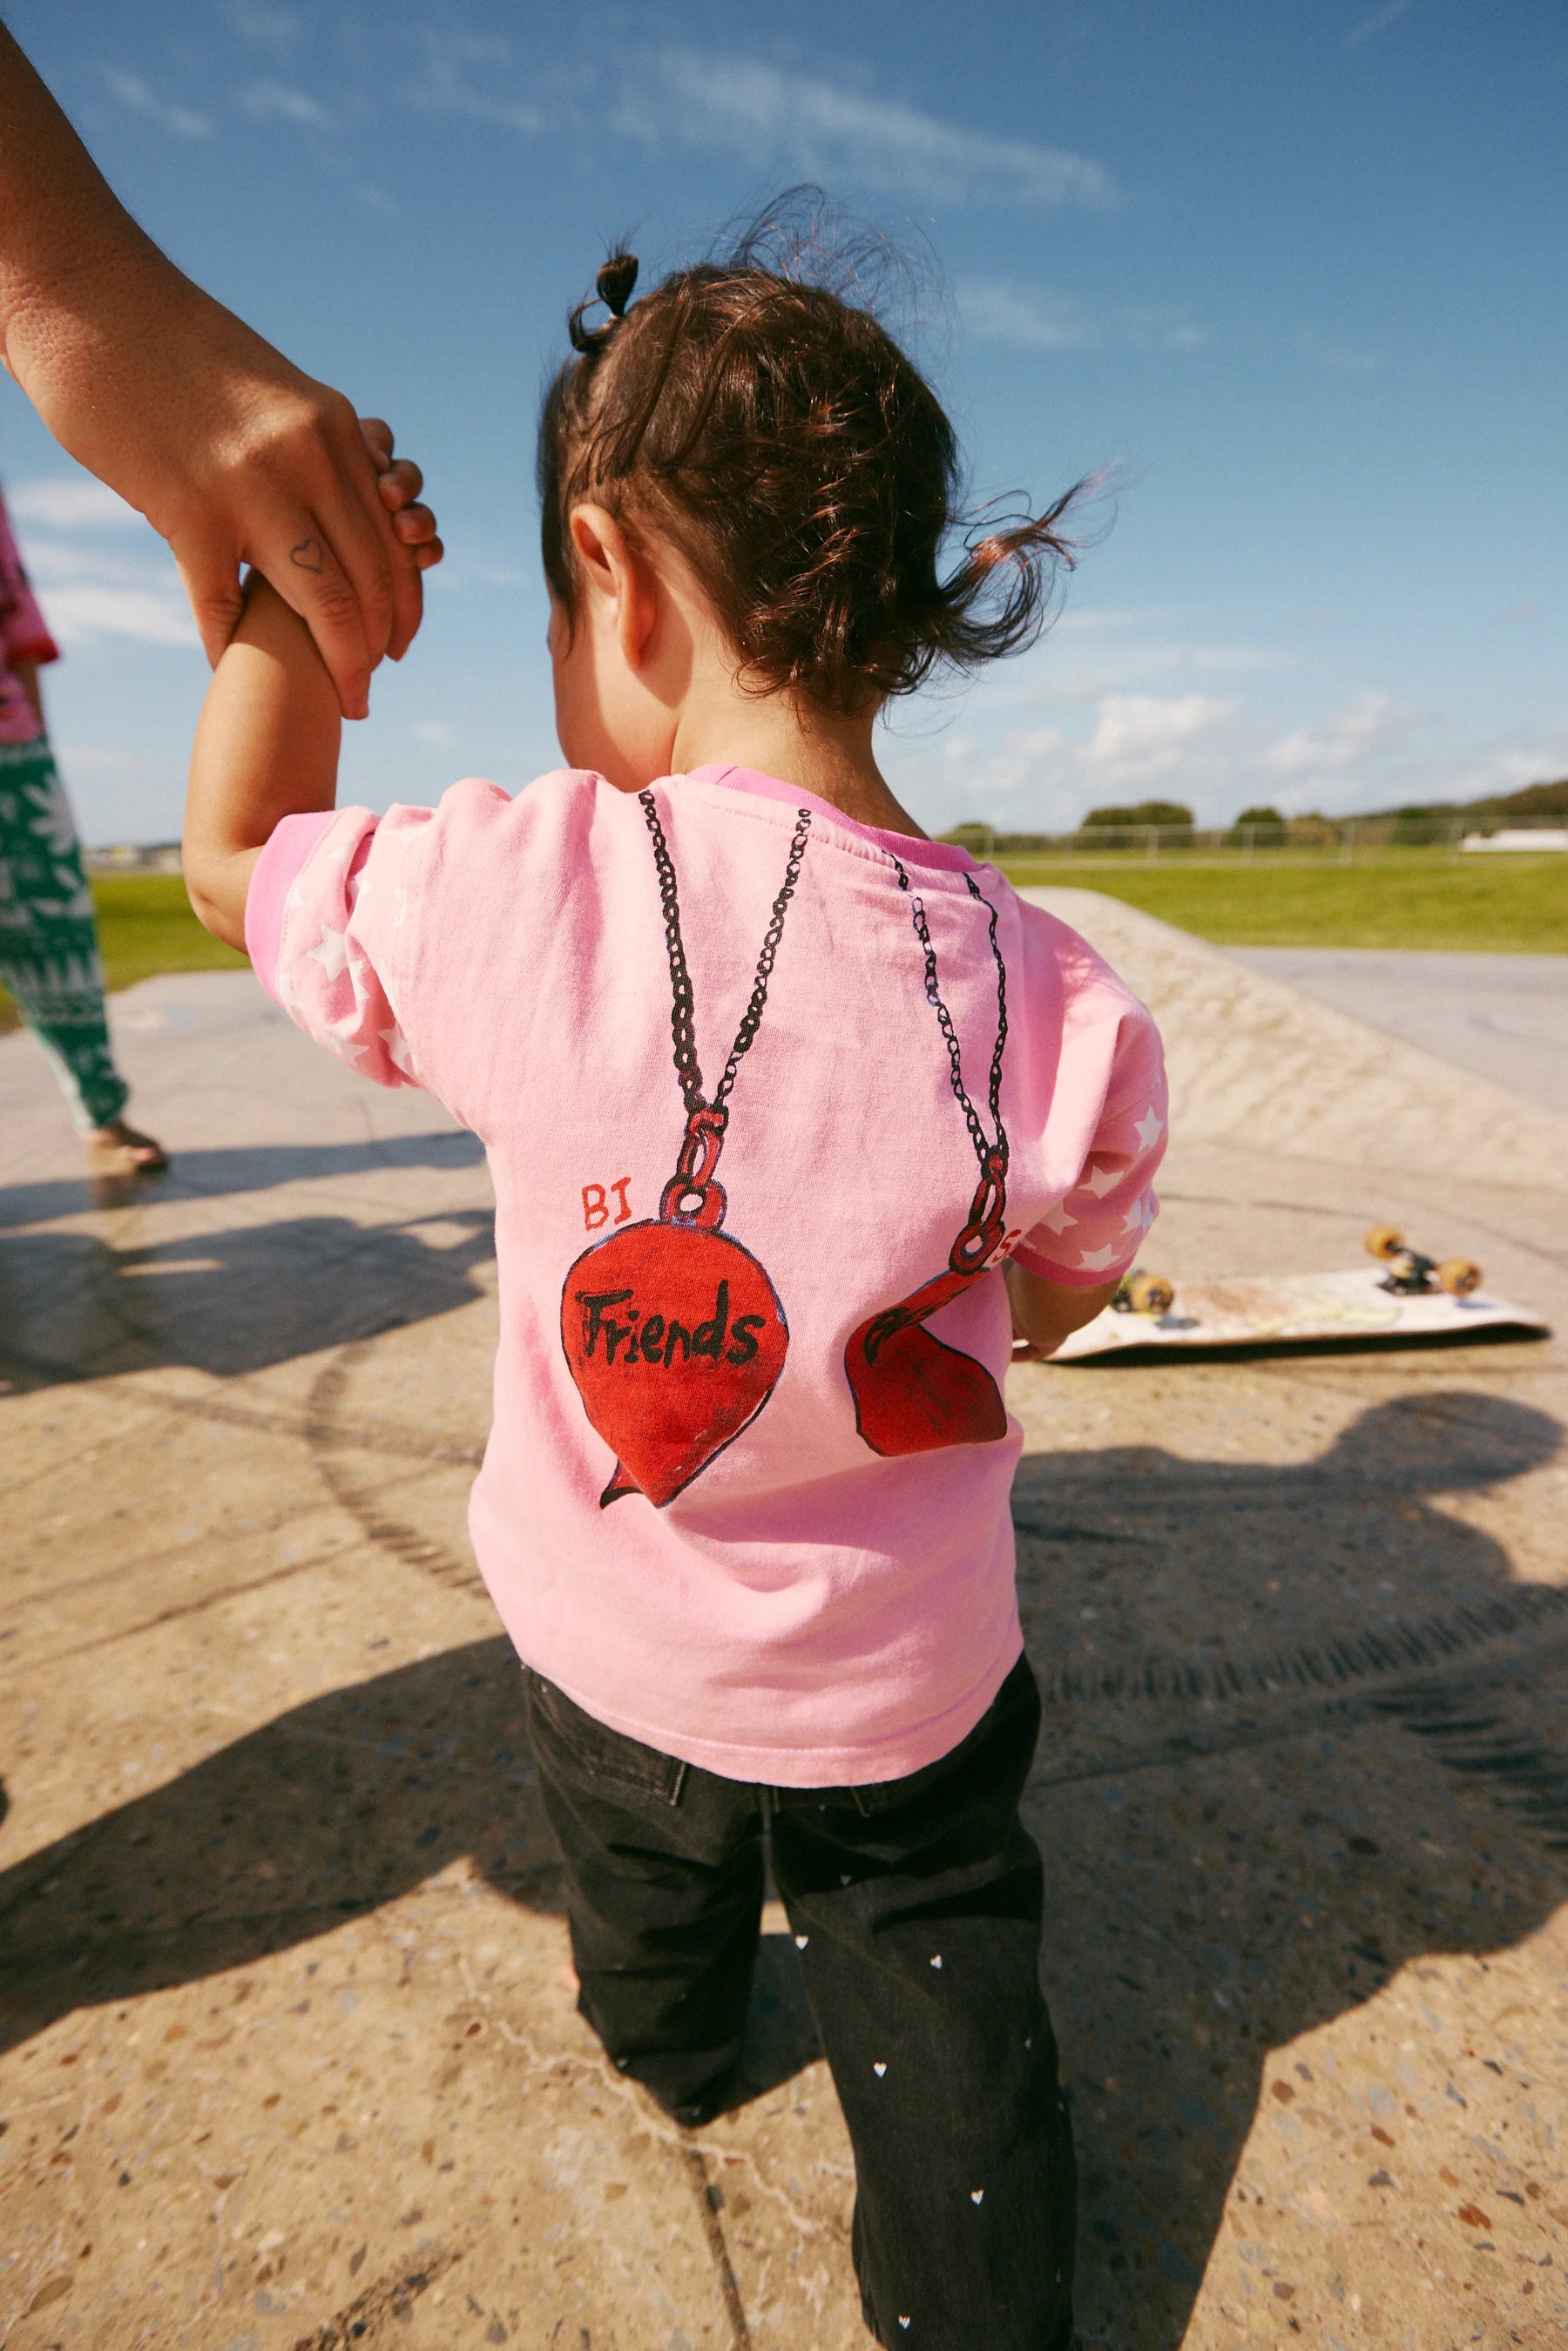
top-left (668, 686), bottom-right (929, 843)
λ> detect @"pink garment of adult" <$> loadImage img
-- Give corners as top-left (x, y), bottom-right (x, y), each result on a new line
top-left (0, 487), bottom-right (61, 744)
top-left (247, 763), bottom-right (1167, 1786)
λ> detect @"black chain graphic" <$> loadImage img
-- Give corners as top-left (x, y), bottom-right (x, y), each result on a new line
top-left (888, 855), bottom-right (1010, 1175)
top-left (639, 790), bottom-right (813, 1118)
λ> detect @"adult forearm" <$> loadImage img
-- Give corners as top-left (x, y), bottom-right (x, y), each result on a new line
top-left (0, 27), bottom-right (428, 718)
top-left (0, 29), bottom-right (174, 398)
top-left (9, 658), bottom-right (44, 734)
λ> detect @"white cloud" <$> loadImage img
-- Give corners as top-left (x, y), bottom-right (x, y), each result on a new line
top-left (1441, 733), bottom-right (1568, 802)
top-left (403, 37), bottom-right (1112, 209)
top-left (428, 555), bottom-right (526, 593)
top-left (407, 30), bottom-right (546, 134)
top-left (982, 618), bottom-right (1290, 718)
top-left (241, 81), bottom-right (337, 132)
top-left (8, 478), bottom-right (145, 532)
top-left (1343, 0), bottom-right (1416, 50)
top-left (35, 585), bottom-right (197, 649)
top-left (227, 3), bottom-right (304, 47)
top-left (957, 279), bottom-right (1094, 352)
top-left (1297, 328), bottom-right (1382, 375)
top-left (1263, 690), bottom-right (1405, 777)
top-left (633, 51), bottom-right (1114, 208)
top-left (103, 67), bottom-right (213, 140)
top-left (891, 640), bottom-right (1568, 834)
top-left (17, 534), bottom-right (196, 648)
top-left (958, 280), bottom-right (1206, 356)
top-left (1123, 309), bottom-right (1209, 353)
top-left (1085, 693), bottom-right (1240, 777)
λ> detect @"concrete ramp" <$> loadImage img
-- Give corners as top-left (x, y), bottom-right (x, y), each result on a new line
top-left (1021, 886), bottom-right (1568, 1193)
top-left (3, 941), bottom-right (1565, 2351)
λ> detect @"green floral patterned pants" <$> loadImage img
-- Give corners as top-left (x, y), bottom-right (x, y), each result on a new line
top-left (0, 734), bottom-right (127, 1130)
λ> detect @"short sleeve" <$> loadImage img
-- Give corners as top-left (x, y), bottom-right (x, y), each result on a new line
top-left (0, 497), bottom-right (59, 667)
top-left (1012, 1003), bottom-right (1168, 1287)
top-left (246, 801), bottom-right (435, 1091)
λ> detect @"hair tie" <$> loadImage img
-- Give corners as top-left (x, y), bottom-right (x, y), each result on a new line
top-left (568, 252), bottom-right (639, 354)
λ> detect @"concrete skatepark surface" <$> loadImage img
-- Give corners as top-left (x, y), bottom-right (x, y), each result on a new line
top-left (2, 888), bottom-right (1565, 2350)
top-left (1227, 949), bottom-right (1568, 1121)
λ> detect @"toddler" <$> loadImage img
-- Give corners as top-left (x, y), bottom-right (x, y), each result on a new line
top-left (185, 213), bottom-right (1166, 2351)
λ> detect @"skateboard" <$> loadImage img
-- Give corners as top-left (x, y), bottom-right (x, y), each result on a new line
top-left (1046, 1228), bottom-right (1549, 1362)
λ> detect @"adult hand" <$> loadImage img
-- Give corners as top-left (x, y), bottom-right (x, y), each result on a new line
top-left (27, 285), bottom-right (437, 719)
top-left (359, 418), bottom-right (444, 582)
top-left (0, 27), bottom-right (441, 718)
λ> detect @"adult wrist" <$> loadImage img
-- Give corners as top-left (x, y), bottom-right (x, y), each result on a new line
top-left (3, 228), bottom-right (192, 412)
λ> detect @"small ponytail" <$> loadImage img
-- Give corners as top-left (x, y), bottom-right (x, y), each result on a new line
top-left (568, 251), bottom-right (639, 355)
top-left (923, 483), bottom-right (1085, 674)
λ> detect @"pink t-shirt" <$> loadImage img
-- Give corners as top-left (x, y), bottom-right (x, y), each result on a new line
top-left (0, 488), bottom-right (60, 744)
top-left (247, 763), bottom-right (1166, 1785)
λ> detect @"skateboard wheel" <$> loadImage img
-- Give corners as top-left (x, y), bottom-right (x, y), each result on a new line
top-left (1364, 1226), bottom-right (1403, 1261)
top-left (1436, 1257), bottom-right (1482, 1297)
top-left (1124, 1272), bottom-right (1174, 1315)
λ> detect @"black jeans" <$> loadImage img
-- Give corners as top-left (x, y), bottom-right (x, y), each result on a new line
top-left (524, 1653), bottom-right (1076, 2351)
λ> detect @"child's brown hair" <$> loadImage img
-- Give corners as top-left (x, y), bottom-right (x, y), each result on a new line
top-left (537, 198), bottom-right (1083, 715)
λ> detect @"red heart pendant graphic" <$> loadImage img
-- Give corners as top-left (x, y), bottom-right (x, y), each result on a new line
top-left (561, 1108), bottom-right (788, 1507)
top-left (845, 1265), bottom-right (1007, 1457)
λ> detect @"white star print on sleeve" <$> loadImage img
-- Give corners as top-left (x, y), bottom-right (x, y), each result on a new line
top-left (378, 1022), bottom-right (416, 1077)
top-left (305, 922), bottom-right (350, 982)
top-left (1120, 1192), bottom-right (1156, 1236)
top-left (1010, 995), bottom-right (1168, 1290)
top-left (260, 803), bottom-right (433, 1092)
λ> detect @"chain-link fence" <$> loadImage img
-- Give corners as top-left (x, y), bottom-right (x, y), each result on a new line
top-left (945, 814), bottom-right (1568, 861)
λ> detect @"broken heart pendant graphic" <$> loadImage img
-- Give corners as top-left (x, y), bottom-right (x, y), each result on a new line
top-left (563, 1105), bottom-right (788, 1508)
top-left (846, 1141), bottom-right (1009, 1456)
top-left (561, 790), bottom-right (811, 1510)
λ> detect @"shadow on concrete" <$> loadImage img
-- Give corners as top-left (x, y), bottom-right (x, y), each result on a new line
top-left (0, 1635), bottom-right (820, 2111)
top-left (0, 1130), bottom-right (486, 1233)
top-left (1012, 1388), bottom-right (1567, 2344)
top-left (0, 1390), bottom-right (1563, 2341)
top-left (0, 1203), bottom-right (495, 1386)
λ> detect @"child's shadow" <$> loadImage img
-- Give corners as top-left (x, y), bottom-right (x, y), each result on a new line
top-left (1013, 1385), bottom-right (1566, 2346)
top-left (0, 1388), bottom-right (1561, 2334)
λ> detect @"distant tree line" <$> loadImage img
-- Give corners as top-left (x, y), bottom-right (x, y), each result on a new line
top-left (940, 774), bottom-right (1567, 853)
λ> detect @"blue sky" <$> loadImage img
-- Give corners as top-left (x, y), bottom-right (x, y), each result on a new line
top-left (6, 0), bottom-right (1565, 842)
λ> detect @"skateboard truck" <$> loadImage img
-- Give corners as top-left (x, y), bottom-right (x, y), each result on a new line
top-left (1113, 1268), bottom-right (1175, 1316)
top-left (1363, 1226), bottom-right (1482, 1299)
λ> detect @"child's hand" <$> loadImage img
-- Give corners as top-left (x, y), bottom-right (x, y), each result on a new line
top-left (1004, 1260), bottom-right (1119, 1361)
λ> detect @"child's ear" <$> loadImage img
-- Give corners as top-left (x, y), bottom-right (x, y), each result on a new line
top-left (568, 503), bottom-right (657, 671)
top-left (568, 503), bottom-right (618, 597)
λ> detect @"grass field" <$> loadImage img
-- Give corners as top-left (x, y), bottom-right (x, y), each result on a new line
top-left (997, 850), bottom-right (1567, 952)
top-left (88, 874), bottom-right (249, 990)
top-left (0, 874), bottom-right (246, 1030)
top-left (0, 855), bottom-right (1562, 1037)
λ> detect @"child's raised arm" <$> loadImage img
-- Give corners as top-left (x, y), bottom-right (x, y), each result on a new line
top-left (185, 574), bottom-right (341, 949)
